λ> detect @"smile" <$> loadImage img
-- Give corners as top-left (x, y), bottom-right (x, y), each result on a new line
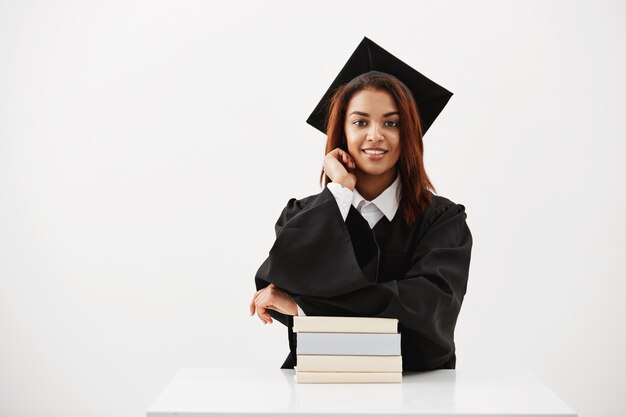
top-left (362, 150), bottom-right (388, 160)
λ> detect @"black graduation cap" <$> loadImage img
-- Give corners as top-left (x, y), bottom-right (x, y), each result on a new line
top-left (306, 36), bottom-right (453, 136)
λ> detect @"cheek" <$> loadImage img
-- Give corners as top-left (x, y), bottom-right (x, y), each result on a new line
top-left (393, 151), bottom-right (401, 165)
top-left (345, 135), bottom-right (360, 153)
top-left (391, 144), bottom-right (402, 164)
top-left (349, 147), bottom-right (361, 162)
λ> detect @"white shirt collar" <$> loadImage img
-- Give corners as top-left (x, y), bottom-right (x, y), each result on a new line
top-left (352, 174), bottom-right (402, 221)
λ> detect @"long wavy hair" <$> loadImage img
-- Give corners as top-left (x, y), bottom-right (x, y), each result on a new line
top-left (319, 71), bottom-right (435, 226)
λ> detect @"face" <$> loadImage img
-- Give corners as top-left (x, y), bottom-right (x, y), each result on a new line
top-left (344, 88), bottom-right (401, 179)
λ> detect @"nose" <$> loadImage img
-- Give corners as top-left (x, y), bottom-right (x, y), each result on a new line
top-left (366, 124), bottom-right (384, 142)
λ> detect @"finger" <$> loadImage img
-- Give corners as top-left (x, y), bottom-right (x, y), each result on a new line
top-left (339, 150), bottom-right (353, 167)
top-left (257, 305), bottom-right (269, 324)
top-left (329, 148), bottom-right (345, 160)
top-left (254, 286), bottom-right (269, 306)
top-left (326, 157), bottom-right (344, 172)
top-left (251, 290), bottom-right (265, 322)
top-left (250, 292), bottom-right (262, 314)
top-left (249, 289), bottom-right (262, 315)
top-left (258, 304), bottom-right (272, 324)
top-left (255, 293), bottom-right (267, 323)
top-left (254, 290), bottom-right (263, 316)
top-left (255, 292), bottom-right (273, 324)
top-left (260, 294), bottom-right (275, 323)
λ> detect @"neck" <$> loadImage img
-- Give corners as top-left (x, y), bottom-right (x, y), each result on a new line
top-left (355, 168), bottom-right (397, 201)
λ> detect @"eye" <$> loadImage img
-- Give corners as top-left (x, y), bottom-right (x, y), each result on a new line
top-left (385, 121), bottom-right (399, 127)
top-left (353, 120), bottom-right (367, 127)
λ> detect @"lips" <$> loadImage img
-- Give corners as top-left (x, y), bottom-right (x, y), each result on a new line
top-left (362, 149), bottom-right (387, 160)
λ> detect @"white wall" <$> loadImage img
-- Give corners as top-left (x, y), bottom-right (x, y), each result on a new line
top-left (1, 1), bottom-right (624, 416)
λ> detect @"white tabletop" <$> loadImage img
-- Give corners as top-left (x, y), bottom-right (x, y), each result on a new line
top-left (147, 368), bottom-right (576, 417)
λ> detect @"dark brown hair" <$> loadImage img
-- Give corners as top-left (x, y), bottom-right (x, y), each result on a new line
top-left (319, 71), bottom-right (435, 226)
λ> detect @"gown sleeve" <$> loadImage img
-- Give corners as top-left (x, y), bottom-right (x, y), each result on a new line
top-left (254, 185), bottom-right (380, 299)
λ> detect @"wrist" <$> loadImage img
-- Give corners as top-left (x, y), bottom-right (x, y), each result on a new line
top-left (335, 175), bottom-right (356, 191)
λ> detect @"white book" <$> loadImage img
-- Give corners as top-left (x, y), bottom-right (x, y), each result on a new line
top-left (297, 355), bottom-right (402, 372)
top-left (293, 316), bottom-right (398, 333)
top-left (297, 332), bottom-right (401, 355)
top-left (295, 369), bottom-right (402, 384)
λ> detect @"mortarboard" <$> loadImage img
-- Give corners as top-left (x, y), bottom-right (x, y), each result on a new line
top-left (306, 36), bottom-right (453, 136)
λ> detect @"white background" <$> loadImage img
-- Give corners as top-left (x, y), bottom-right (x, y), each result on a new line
top-left (1, 1), bottom-right (624, 416)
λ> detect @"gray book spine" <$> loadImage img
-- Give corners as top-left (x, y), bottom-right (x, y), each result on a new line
top-left (296, 333), bottom-right (401, 355)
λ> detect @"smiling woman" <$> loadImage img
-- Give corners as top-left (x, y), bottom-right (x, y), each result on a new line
top-left (343, 88), bottom-right (402, 200)
top-left (250, 37), bottom-right (473, 372)
top-left (321, 70), bottom-right (436, 226)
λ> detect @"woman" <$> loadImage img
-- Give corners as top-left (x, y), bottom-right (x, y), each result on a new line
top-left (249, 52), bottom-right (472, 372)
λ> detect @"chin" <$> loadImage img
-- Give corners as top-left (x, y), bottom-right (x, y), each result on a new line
top-left (359, 167), bottom-right (392, 176)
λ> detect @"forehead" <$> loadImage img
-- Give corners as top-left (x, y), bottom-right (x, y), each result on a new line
top-left (346, 88), bottom-right (397, 112)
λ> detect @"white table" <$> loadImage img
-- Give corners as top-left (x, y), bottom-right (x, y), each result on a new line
top-left (147, 368), bottom-right (576, 417)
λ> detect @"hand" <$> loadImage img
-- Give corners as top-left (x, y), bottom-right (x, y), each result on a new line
top-left (249, 283), bottom-right (298, 324)
top-left (323, 148), bottom-right (357, 190)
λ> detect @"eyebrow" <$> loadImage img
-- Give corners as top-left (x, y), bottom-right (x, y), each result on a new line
top-left (349, 111), bottom-right (399, 117)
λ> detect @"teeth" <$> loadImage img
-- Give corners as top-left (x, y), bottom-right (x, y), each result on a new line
top-left (364, 150), bottom-right (386, 155)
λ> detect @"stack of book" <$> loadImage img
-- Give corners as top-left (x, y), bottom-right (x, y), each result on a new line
top-left (293, 316), bottom-right (402, 384)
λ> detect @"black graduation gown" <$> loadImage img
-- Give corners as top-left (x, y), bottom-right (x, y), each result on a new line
top-left (254, 185), bottom-right (472, 372)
